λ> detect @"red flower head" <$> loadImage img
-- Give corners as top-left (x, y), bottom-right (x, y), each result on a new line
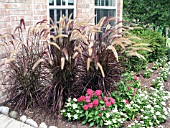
top-left (110, 98), bottom-right (115, 105)
top-left (86, 89), bottom-right (93, 97)
top-left (77, 96), bottom-right (85, 102)
top-left (126, 100), bottom-right (129, 104)
top-left (134, 76), bottom-right (139, 81)
top-left (92, 99), bottom-right (99, 106)
top-left (87, 103), bottom-right (93, 108)
top-left (99, 113), bottom-right (102, 116)
top-left (98, 96), bottom-right (102, 100)
top-left (94, 90), bottom-right (102, 96)
top-left (127, 86), bottom-right (131, 90)
top-left (104, 97), bottom-right (109, 102)
top-left (85, 96), bottom-right (91, 103)
top-left (83, 105), bottom-right (88, 110)
top-left (105, 102), bottom-right (111, 107)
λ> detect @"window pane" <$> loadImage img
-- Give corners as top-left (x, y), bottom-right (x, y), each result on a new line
top-left (95, 0), bottom-right (98, 6)
top-left (62, 0), bottom-right (66, 5)
top-left (68, 0), bottom-right (74, 5)
top-left (49, 0), bottom-right (54, 5)
top-left (95, 9), bottom-right (116, 24)
top-left (57, 0), bottom-right (61, 5)
top-left (50, 9), bottom-right (54, 23)
top-left (68, 9), bottom-right (74, 19)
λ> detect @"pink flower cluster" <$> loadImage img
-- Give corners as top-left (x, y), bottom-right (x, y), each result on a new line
top-left (77, 89), bottom-right (116, 111)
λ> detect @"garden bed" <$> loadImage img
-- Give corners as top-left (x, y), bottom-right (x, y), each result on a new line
top-left (7, 62), bottom-right (170, 128)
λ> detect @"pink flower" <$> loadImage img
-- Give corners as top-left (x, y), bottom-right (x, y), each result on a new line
top-left (134, 76), bottom-right (139, 81)
top-left (127, 86), bottom-right (131, 90)
top-left (77, 96), bottom-right (85, 102)
top-left (85, 96), bottom-right (91, 103)
top-left (93, 99), bottom-right (99, 106)
top-left (110, 98), bottom-right (115, 104)
top-left (94, 90), bottom-right (102, 96)
top-left (126, 100), bottom-right (129, 104)
top-left (99, 113), bottom-right (102, 116)
top-left (134, 88), bottom-right (138, 92)
top-left (105, 102), bottom-right (111, 107)
top-left (104, 97), bottom-right (109, 102)
top-left (83, 105), bottom-right (88, 110)
top-left (86, 89), bottom-right (93, 97)
top-left (98, 96), bottom-right (102, 100)
top-left (87, 103), bottom-right (93, 108)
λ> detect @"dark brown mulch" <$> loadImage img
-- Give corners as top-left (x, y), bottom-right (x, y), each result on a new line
top-left (6, 63), bottom-right (170, 128)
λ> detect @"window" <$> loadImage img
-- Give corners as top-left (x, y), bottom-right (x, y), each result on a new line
top-left (95, 0), bottom-right (117, 24)
top-left (49, 0), bottom-right (76, 25)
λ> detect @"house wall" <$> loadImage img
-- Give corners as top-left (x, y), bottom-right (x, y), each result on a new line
top-left (0, 0), bottom-right (48, 103)
top-left (0, 0), bottom-right (123, 103)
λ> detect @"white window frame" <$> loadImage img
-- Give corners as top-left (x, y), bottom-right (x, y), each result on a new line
top-left (94, 0), bottom-right (117, 24)
top-left (48, 0), bottom-right (76, 25)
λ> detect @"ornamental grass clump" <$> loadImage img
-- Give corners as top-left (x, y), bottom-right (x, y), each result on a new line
top-left (0, 16), bottom-right (150, 114)
top-left (0, 19), bottom-right (52, 111)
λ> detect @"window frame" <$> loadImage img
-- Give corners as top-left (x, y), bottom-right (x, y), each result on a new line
top-left (48, 0), bottom-right (76, 24)
top-left (94, 0), bottom-right (117, 24)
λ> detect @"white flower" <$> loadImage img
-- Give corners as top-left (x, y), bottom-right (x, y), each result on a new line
top-left (76, 110), bottom-right (80, 113)
top-left (144, 116), bottom-right (148, 119)
top-left (73, 114), bottom-right (78, 119)
top-left (61, 109), bottom-right (66, 113)
top-left (104, 120), bottom-right (112, 125)
top-left (140, 121), bottom-right (144, 124)
top-left (156, 120), bottom-right (160, 124)
top-left (68, 98), bottom-right (71, 102)
top-left (155, 105), bottom-right (160, 108)
top-left (106, 113), bottom-right (110, 118)
top-left (145, 104), bottom-right (151, 109)
top-left (162, 115), bottom-right (166, 119)
top-left (149, 122), bottom-right (153, 126)
top-left (112, 119), bottom-right (116, 123)
top-left (161, 102), bottom-right (166, 106)
top-left (158, 125), bottom-right (164, 128)
top-left (150, 108), bottom-right (154, 113)
top-left (72, 104), bottom-right (77, 109)
top-left (118, 119), bottom-right (123, 123)
top-left (153, 115), bottom-right (157, 119)
top-left (156, 111), bottom-right (161, 116)
top-left (112, 108), bottom-right (118, 113)
top-left (126, 104), bottom-right (131, 108)
top-left (67, 113), bottom-right (71, 118)
top-left (73, 98), bottom-right (77, 102)
top-left (66, 103), bottom-right (71, 106)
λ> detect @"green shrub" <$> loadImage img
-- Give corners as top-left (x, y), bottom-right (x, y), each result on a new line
top-left (130, 28), bottom-right (166, 62)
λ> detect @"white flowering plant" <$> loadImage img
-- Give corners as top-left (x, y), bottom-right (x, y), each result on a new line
top-left (159, 67), bottom-right (170, 81)
top-left (143, 68), bottom-right (153, 78)
top-left (61, 59), bottom-right (170, 128)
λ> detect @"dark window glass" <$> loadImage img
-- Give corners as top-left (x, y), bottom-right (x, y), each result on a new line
top-left (57, 0), bottom-right (61, 5)
top-left (68, 0), bottom-right (74, 5)
top-left (62, 0), bottom-right (66, 5)
top-left (50, 9), bottom-right (54, 23)
top-left (68, 9), bottom-right (74, 19)
top-left (49, 0), bottom-right (54, 5)
top-left (95, 9), bottom-right (116, 25)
